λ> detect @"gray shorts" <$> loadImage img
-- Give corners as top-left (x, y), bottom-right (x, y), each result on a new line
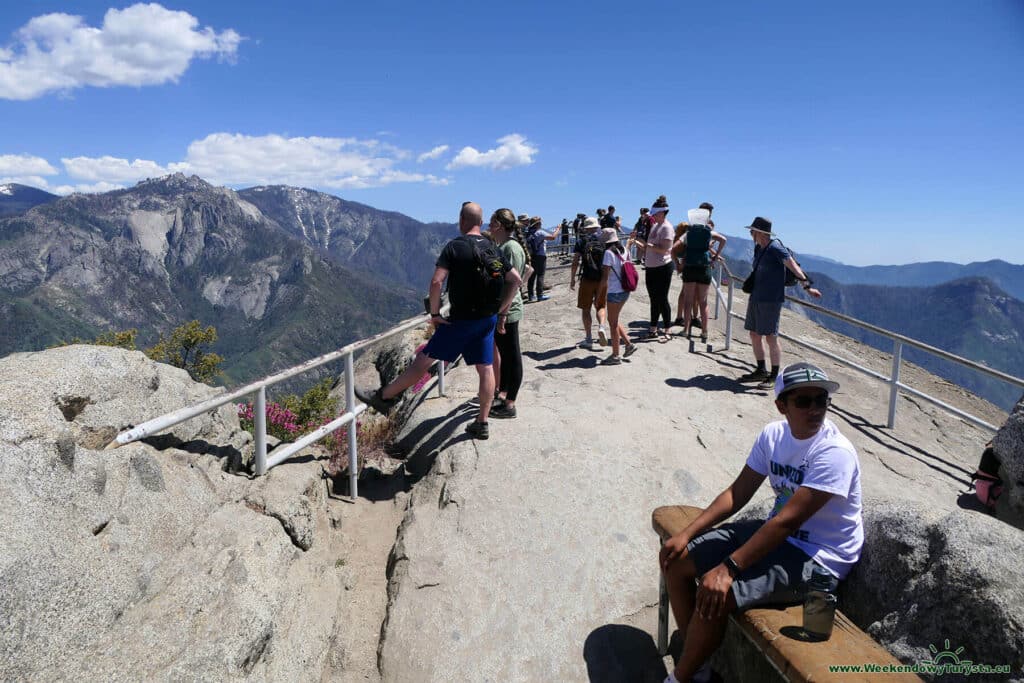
top-left (744, 301), bottom-right (783, 336)
top-left (686, 520), bottom-right (830, 610)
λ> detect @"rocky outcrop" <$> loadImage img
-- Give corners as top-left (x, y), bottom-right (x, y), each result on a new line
top-left (992, 392), bottom-right (1024, 529)
top-left (0, 345), bottom-right (351, 681)
top-left (844, 503), bottom-right (1024, 681)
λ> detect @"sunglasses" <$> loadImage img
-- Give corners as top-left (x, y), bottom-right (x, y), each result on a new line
top-left (787, 393), bottom-right (831, 410)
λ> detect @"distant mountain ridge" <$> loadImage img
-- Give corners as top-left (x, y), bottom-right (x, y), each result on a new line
top-left (722, 232), bottom-right (1024, 300)
top-left (0, 183), bottom-right (58, 217)
top-left (237, 185), bottom-right (454, 291)
top-left (0, 174), bottom-right (423, 386)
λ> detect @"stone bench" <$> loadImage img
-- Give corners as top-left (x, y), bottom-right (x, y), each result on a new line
top-left (652, 505), bottom-right (921, 682)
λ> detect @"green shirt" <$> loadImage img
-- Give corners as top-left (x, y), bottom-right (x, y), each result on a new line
top-left (499, 239), bottom-right (526, 324)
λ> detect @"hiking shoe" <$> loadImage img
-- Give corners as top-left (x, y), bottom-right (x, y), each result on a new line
top-left (465, 420), bottom-right (489, 439)
top-left (598, 328), bottom-right (608, 346)
top-left (355, 387), bottom-right (399, 415)
top-left (577, 338), bottom-right (595, 350)
top-left (623, 343), bottom-right (638, 358)
top-left (490, 403), bottom-right (517, 419)
top-left (601, 354), bottom-right (622, 366)
top-left (538, 295), bottom-right (551, 301)
top-left (737, 368), bottom-right (770, 383)
top-left (757, 375), bottom-right (778, 390)
top-left (691, 318), bottom-right (702, 329)
top-left (673, 317), bottom-right (685, 328)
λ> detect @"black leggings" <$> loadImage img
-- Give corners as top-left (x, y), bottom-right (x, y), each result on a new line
top-left (494, 321), bottom-right (523, 401)
top-left (528, 254), bottom-right (547, 298)
top-left (646, 263), bottom-right (673, 329)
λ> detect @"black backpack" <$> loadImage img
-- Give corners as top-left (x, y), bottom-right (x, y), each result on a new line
top-left (775, 239), bottom-right (802, 287)
top-left (462, 236), bottom-right (507, 316)
top-left (580, 236), bottom-right (605, 281)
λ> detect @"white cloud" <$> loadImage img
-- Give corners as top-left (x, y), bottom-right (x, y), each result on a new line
top-left (52, 181), bottom-right (125, 195)
top-left (0, 154), bottom-right (58, 176)
top-left (0, 3), bottom-right (241, 100)
top-left (165, 132), bottom-right (448, 189)
top-left (447, 134), bottom-right (538, 171)
top-left (417, 145), bottom-right (449, 163)
top-left (62, 155), bottom-right (167, 183)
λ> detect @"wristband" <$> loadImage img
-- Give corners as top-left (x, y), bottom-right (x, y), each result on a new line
top-left (723, 556), bottom-right (742, 578)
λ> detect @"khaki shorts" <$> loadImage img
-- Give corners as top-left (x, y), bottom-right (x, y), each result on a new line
top-left (577, 278), bottom-right (607, 310)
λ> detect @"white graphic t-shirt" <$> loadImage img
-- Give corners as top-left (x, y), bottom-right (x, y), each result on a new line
top-left (745, 418), bottom-right (863, 578)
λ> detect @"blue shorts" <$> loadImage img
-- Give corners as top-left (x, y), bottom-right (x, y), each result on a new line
top-left (607, 290), bottom-right (630, 304)
top-left (744, 301), bottom-right (783, 336)
top-left (686, 520), bottom-right (830, 610)
top-left (423, 316), bottom-right (496, 365)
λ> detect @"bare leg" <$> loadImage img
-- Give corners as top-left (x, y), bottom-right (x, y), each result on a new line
top-left (491, 341), bottom-right (503, 400)
top-left (474, 363), bottom-right (495, 422)
top-left (697, 283), bottom-right (710, 333)
top-left (682, 282), bottom-right (696, 334)
top-left (596, 304), bottom-right (607, 330)
top-left (664, 554), bottom-right (734, 681)
top-left (607, 300), bottom-right (624, 356)
top-left (381, 352), bottom-right (436, 400)
top-left (749, 331), bottom-right (765, 363)
top-left (766, 334), bottom-right (782, 367)
top-left (675, 284), bottom-right (686, 320)
top-left (581, 308), bottom-right (593, 341)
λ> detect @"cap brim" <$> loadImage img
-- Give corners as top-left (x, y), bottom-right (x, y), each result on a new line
top-left (746, 225), bottom-right (774, 234)
top-left (775, 379), bottom-right (840, 398)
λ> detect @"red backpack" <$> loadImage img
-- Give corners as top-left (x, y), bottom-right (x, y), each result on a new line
top-left (617, 252), bottom-right (639, 292)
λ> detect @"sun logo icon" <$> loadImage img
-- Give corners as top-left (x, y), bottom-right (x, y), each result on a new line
top-left (920, 639), bottom-right (972, 667)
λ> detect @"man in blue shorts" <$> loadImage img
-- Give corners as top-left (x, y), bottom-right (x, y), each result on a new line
top-left (739, 216), bottom-right (821, 388)
top-left (356, 202), bottom-right (522, 440)
top-left (659, 362), bottom-right (862, 683)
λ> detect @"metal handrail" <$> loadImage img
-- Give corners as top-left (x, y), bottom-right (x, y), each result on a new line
top-left (109, 306), bottom-right (451, 496)
top-left (714, 262), bottom-right (1021, 432)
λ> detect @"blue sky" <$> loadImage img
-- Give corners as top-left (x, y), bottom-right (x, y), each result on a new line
top-left (1, 0), bottom-right (1022, 266)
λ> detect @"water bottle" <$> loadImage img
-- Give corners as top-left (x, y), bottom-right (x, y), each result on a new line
top-left (803, 564), bottom-right (838, 640)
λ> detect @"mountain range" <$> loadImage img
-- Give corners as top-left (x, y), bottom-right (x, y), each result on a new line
top-left (1, 175), bottom-right (1020, 408)
top-left (0, 175), bottom-right (450, 387)
top-left (0, 183), bottom-right (58, 217)
top-left (720, 237), bottom-right (1023, 410)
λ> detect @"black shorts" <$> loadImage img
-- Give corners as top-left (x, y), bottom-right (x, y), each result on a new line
top-left (682, 265), bottom-right (712, 284)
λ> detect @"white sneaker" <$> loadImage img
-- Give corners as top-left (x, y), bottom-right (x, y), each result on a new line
top-left (577, 338), bottom-right (595, 350)
top-left (598, 327), bottom-right (608, 346)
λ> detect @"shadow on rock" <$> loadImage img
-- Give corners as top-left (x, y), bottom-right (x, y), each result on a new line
top-left (583, 624), bottom-right (667, 683)
top-left (139, 434), bottom-right (244, 472)
top-left (829, 403), bottom-right (974, 484)
top-left (523, 346), bottom-right (575, 361)
top-left (537, 355), bottom-right (600, 371)
top-left (665, 374), bottom-right (753, 395)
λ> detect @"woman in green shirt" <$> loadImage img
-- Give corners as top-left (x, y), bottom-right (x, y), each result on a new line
top-left (488, 208), bottom-right (528, 419)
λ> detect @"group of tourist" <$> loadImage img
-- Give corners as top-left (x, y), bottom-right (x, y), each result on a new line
top-left (356, 197), bottom-right (861, 683)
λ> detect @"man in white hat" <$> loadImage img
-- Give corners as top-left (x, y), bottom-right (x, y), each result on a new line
top-left (659, 361), bottom-right (862, 683)
top-left (739, 216), bottom-right (822, 387)
top-left (570, 216), bottom-right (609, 349)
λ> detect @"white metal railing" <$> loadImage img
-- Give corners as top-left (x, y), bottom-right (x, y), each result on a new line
top-left (712, 263), bottom-right (1023, 432)
top-left (109, 308), bottom-right (450, 497)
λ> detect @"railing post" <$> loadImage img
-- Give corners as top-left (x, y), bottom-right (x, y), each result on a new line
top-left (888, 341), bottom-right (903, 429)
top-left (345, 353), bottom-right (358, 498)
top-left (437, 360), bottom-right (446, 396)
top-left (713, 262), bottom-right (722, 320)
top-left (254, 386), bottom-right (267, 476)
top-left (725, 277), bottom-right (734, 351)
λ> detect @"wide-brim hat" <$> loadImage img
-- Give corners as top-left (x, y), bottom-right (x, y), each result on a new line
top-left (746, 216), bottom-right (774, 235)
top-left (774, 362), bottom-right (840, 399)
top-left (517, 214), bottom-right (529, 223)
top-left (581, 216), bottom-right (601, 231)
top-left (601, 227), bottom-right (619, 244)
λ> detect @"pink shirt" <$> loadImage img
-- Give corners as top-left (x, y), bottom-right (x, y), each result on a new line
top-left (644, 218), bottom-right (674, 268)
